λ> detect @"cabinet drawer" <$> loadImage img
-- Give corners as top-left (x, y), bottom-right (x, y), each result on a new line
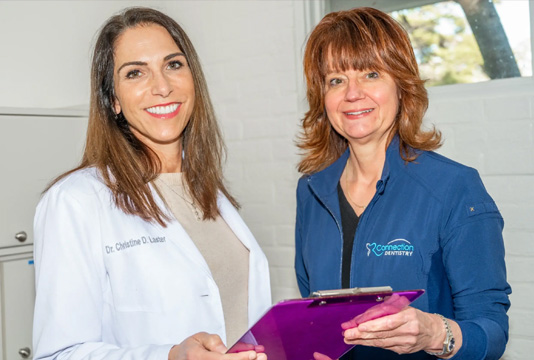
top-left (0, 112), bottom-right (87, 248)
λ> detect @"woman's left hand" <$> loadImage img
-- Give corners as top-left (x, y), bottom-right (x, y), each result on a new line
top-left (342, 307), bottom-right (445, 355)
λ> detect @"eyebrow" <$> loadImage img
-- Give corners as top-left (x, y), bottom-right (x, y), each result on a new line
top-left (116, 52), bottom-right (186, 74)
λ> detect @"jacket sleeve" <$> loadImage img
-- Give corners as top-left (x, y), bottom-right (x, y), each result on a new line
top-left (32, 184), bottom-right (174, 360)
top-left (440, 169), bottom-right (511, 360)
top-left (295, 177), bottom-right (310, 297)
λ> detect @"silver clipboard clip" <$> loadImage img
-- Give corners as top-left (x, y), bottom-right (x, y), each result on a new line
top-left (311, 286), bottom-right (393, 298)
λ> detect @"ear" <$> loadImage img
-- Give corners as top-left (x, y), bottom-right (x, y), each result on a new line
top-left (113, 97), bottom-right (121, 115)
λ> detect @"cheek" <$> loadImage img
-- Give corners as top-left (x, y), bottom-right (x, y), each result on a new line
top-left (374, 89), bottom-right (399, 114)
top-left (323, 92), bottom-right (338, 116)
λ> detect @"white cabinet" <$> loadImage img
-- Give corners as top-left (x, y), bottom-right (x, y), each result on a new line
top-left (0, 246), bottom-right (34, 360)
top-left (0, 108), bottom-right (88, 360)
top-left (0, 108), bottom-right (88, 249)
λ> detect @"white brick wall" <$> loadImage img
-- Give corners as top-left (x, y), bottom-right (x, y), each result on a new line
top-left (426, 79), bottom-right (534, 359)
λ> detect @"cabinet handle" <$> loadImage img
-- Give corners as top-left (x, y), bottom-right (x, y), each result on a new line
top-left (18, 347), bottom-right (31, 358)
top-left (15, 231), bottom-right (27, 242)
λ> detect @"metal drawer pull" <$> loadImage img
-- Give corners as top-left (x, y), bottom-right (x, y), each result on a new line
top-left (18, 347), bottom-right (31, 358)
top-left (15, 231), bottom-right (27, 242)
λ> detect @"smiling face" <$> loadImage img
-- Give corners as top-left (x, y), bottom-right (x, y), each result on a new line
top-left (112, 24), bottom-right (195, 158)
top-left (324, 66), bottom-right (399, 147)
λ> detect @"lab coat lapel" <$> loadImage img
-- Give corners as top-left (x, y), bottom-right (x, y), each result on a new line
top-left (218, 193), bottom-right (272, 326)
top-left (217, 193), bottom-right (255, 251)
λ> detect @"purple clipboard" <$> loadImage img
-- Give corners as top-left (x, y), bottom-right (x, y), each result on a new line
top-left (227, 287), bottom-right (424, 360)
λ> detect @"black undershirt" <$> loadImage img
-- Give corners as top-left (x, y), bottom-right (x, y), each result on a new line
top-left (337, 182), bottom-right (359, 289)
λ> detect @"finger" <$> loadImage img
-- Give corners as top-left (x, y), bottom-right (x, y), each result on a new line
top-left (356, 311), bottom-right (407, 332)
top-left (344, 317), bottom-right (409, 341)
top-left (313, 352), bottom-right (334, 360)
top-left (229, 342), bottom-right (256, 352)
top-left (254, 345), bottom-right (265, 353)
top-left (345, 334), bottom-right (406, 346)
top-left (342, 301), bottom-right (414, 330)
top-left (223, 350), bottom-right (260, 360)
top-left (195, 332), bottom-right (228, 354)
top-left (346, 335), bottom-right (419, 354)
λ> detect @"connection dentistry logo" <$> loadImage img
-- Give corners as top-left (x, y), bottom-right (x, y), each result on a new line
top-left (366, 238), bottom-right (414, 257)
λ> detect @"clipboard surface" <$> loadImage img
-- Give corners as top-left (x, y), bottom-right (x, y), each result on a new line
top-left (227, 289), bottom-right (424, 360)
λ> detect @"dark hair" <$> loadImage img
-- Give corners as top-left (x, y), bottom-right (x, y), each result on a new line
top-left (298, 7), bottom-right (441, 174)
top-left (50, 7), bottom-right (237, 225)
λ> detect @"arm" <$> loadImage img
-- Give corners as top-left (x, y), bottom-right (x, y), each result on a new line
top-left (33, 185), bottom-right (174, 359)
top-left (295, 179), bottom-right (310, 297)
top-left (440, 215), bottom-right (510, 359)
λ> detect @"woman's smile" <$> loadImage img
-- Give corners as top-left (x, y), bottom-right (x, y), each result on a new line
top-left (145, 102), bottom-right (181, 119)
top-left (343, 108), bottom-right (374, 118)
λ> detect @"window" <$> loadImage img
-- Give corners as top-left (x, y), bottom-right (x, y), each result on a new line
top-left (327, 0), bottom-right (532, 87)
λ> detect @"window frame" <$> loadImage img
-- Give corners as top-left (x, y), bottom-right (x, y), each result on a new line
top-left (312, 0), bottom-right (534, 94)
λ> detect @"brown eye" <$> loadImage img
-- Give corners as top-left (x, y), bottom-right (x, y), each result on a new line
top-left (367, 71), bottom-right (379, 79)
top-left (167, 60), bottom-right (183, 70)
top-left (126, 69), bottom-right (142, 79)
top-left (328, 78), bottom-right (342, 86)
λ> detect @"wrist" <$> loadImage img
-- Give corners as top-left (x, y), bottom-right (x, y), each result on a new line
top-left (425, 314), bottom-right (455, 357)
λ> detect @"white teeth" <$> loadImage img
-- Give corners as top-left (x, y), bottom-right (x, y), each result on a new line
top-left (146, 103), bottom-right (179, 115)
top-left (346, 109), bottom-right (373, 116)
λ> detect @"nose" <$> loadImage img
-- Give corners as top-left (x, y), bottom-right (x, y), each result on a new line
top-left (344, 80), bottom-right (364, 102)
top-left (151, 72), bottom-right (173, 97)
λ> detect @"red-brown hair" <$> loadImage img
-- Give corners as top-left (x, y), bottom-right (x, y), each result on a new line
top-left (297, 7), bottom-right (441, 174)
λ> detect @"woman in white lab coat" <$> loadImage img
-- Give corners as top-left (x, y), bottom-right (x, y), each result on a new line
top-left (33, 7), bottom-right (271, 360)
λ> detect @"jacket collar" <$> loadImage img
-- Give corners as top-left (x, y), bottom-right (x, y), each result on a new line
top-left (307, 135), bottom-right (403, 204)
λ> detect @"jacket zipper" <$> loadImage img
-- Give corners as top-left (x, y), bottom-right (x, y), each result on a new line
top-left (307, 178), bottom-right (345, 288)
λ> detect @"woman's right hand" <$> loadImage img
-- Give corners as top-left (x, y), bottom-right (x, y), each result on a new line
top-left (169, 332), bottom-right (267, 360)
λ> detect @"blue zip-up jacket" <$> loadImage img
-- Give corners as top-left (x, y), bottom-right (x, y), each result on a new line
top-left (295, 137), bottom-right (511, 360)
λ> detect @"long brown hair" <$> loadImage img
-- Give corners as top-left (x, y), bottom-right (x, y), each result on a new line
top-left (298, 7), bottom-right (441, 174)
top-left (49, 7), bottom-right (238, 225)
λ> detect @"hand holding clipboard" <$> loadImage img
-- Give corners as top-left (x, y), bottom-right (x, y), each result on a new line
top-left (227, 287), bottom-right (424, 360)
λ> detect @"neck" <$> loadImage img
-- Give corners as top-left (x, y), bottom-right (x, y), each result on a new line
top-left (346, 138), bottom-right (388, 184)
top-left (152, 143), bottom-right (183, 173)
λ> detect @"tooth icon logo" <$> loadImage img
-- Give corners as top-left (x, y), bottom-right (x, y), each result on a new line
top-left (366, 239), bottom-right (414, 257)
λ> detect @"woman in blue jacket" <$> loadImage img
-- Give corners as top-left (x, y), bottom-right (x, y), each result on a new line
top-left (295, 7), bottom-right (510, 360)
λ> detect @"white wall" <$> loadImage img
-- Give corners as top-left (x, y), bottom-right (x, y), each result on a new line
top-left (1, 1), bottom-right (532, 358)
top-left (426, 78), bottom-right (534, 360)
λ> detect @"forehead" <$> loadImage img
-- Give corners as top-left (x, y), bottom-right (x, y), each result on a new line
top-left (114, 24), bottom-right (181, 61)
top-left (323, 45), bottom-right (385, 76)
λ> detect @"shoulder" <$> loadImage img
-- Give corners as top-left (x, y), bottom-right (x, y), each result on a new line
top-left (404, 151), bottom-right (501, 228)
top-left (297, 150), bottom-right (348, 203)
top-left (49, 168), bottom-right (107, 193)
top-left (405, 151), bottom-right (489, 201)
top-left (39, 168), bottom-right (111, 210)
top-left (296, 174), bottom-right (313, 203)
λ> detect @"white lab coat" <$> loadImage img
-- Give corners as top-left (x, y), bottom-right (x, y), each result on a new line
top-left (32, 168), bottom-right (271, 360)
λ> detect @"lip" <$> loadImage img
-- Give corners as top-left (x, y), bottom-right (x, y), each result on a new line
top-left (343, 108), bottom-right (374, 118)
top-left (144, 102), bottom-right (181, 120)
